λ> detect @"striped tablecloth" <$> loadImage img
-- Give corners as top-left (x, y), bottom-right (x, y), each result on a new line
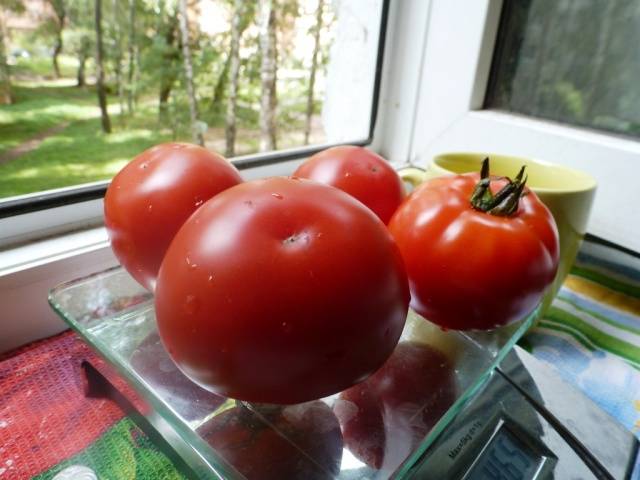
top-left (521, 237), bottom-right (640, 439)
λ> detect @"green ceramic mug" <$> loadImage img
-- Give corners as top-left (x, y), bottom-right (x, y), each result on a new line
top-left (399, 152), bottom-right (597, 317)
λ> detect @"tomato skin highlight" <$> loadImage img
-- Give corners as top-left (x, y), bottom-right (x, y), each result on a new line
top-left (388, 173), bottom-right (559, 331)
top-left (294, 146), bottom-right (405, 224)
top-left (104, 143), bottom-right (242, 291)
top-left (155, 177), bottom-right (410, 404)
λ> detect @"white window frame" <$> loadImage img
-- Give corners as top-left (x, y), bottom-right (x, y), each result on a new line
top-left (374, 0), bottom-right (639, 253)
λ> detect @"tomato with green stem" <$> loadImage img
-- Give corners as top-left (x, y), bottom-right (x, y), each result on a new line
top-left (389, 158), bottom-right (559, 330)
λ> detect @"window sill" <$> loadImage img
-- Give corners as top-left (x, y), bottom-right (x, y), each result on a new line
top-left (0, 225), bottom-right (118, 354)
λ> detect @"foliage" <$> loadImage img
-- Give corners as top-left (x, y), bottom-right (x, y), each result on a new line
top-left (0, 0), bottom-right (337, 198)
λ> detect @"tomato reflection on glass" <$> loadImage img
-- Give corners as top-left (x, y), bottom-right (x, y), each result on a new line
top-left (198, 401), bottom-right (343, 480)
top-left (335, 342), bottom-right (457, 471)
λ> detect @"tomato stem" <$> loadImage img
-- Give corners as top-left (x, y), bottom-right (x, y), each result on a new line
top-left (470, 158), bottom-right (527, 216)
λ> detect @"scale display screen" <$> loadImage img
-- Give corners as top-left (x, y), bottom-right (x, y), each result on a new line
top-left (464, 424), bottom-right (541, 480)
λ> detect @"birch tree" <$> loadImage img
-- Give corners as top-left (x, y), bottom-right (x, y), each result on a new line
top-left (158, 5), bottom-right (179, 119)
top-left (112, 0), bottom-right (125, 114)
top-left (178, 0), bottom-right (204, 146)
top-left (304, 0), bottom-right (323, 145)
top-left (225, 0), bottom-right (244, 157)
top-left (0, 14), bottom-right (11, 104)
top-left (259, 0), bottom-right (277, 151)
top-left (95, 0), bottom-right (111, 133)
top-left (127, 0), bottom-right (137, 113)
top-left (76, 34), bottom-right (90, 87)
top-left (48, 0), bottom-right (66, 78)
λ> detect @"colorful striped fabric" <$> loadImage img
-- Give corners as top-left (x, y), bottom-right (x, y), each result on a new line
top-left (520, 238), bottom-right (640, 440)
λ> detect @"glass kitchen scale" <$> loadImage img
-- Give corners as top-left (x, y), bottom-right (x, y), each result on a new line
top-left (49, 266), bottom-right (639, 479)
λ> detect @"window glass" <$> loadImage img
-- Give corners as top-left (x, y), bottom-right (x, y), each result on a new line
top-left (485, 0), bottom-right (640, 139)
top-left (0, 0), bottom-right (383, 201)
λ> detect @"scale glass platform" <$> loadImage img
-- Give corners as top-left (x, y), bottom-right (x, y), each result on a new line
top-left (49, 266), bottom-right (638, 479)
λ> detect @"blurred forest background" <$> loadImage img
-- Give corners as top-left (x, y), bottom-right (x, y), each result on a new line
top-left (0, 0), bottom-right (339, 198)
top-left (486, 0), bottom-right (640, 137)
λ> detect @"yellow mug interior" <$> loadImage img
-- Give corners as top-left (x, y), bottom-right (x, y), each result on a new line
top-left (432, 153), bottom-right (596, 193)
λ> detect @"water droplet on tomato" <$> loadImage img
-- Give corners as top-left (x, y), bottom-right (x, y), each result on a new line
top-left (185, 256), bottom-right (197, 269)
top-left (271, 193), bottom-right (283, 200)
top-left (147, 204), bottom-right (153, 213)
top-left (194, 197), bottom-right (204, 207)
top-left (183, 295), bottom-right (200, 315)
top-left (207, 274), bottom-right (214, 283)
top-left (281, 322), bottom-right (292, 333)
top-left (344, 172), bottom-right (352, 178)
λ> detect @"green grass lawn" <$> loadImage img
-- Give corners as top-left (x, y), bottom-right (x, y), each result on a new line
top-left (0, 83), bottom-right (189, 198)
top-left (11, 54), bottom-right (79, 79)
top-left (0, 84), bottom-right (98, 155)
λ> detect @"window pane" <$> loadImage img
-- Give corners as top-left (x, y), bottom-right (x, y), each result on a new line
top-left (0, 0), bottom-right (383, 201)
top-left (485, 0), bottom-right (640, 138)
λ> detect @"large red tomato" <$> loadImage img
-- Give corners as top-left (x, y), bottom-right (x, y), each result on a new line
top-left (293, 146), bottom-right (405, 224)
top-left (198, 401), bottom-right (343, 480)
top-left (155, 176), bottom-right (410, 404)
top-left (388, 159), bottom-right (559, 330)
top-left (104, 143), bottom-right (242, 291)
top-left (335, 342), bottom-right (456, 471)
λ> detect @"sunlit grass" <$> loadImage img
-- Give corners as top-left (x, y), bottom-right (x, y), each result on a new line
top-left (0, 112), bottom-right (185, 198)
top-left (0, 84), bottom-right (99, 153)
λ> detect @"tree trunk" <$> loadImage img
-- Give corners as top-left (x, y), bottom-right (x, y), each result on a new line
top-left (50, 0), bottom-right (66, 79)
top-left (76, 36), bottom-right (89, 87)
top-left (127, 0), bottom-right (137, 114)
top-left (178, 0), bottom-right (204, 146)
top-left (52, 34), bottom-right (62, 78)
top-left (259, 0), bottom-right (277, 151)
top-left (225, 0), bottom-right (244, 157)
top-left (158, 8), bottom-right (179, 119)
top-left (0, 19), bottom-right (12, 104)
top-left (211, 53), bottom-right (230, 110)
top-left (304, 0), bottom-right (323, 145)
top-left (112, 0), bottom-right (124, 115)
top-left (95, 0), bottom-right (111, 133)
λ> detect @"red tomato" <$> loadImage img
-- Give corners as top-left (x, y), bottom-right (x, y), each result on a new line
top-left (198, 401), bottom-right (343, 480)
top-left (104, 143), bottom-right (242, 291)
top-left (155, 177), bottom-right (409, 404)
top-left (293, 146), bottom-right (405, 224)
top-left (335, 342), bottom-right (456, 471)
top-left (388, 160), bottom-right (559, 330)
